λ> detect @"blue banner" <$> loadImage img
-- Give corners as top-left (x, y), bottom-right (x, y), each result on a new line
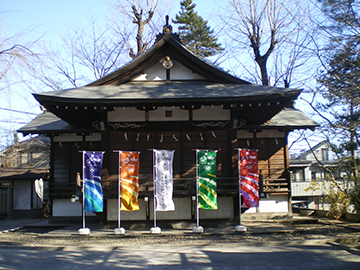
top-left (84, 151), bottom-right (104, 212)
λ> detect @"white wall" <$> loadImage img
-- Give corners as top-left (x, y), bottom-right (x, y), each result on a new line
top-left (53, 134), bottom-right (82, 142)
top-left (108, 197), bottom-right (234, 221)
top-left (108, 107), bottom-right (145, 122)
top-left (149, 107), bottom-right (189, 121)
top-left (150, 198), bottom-right (192, 220)
top-left (199, 197), bottom-right (234, 219)
top-left (107, 199), bottom-right (147, 221)
top-left (170, 62), bottom-right (205, 80)
top-left (133, 62), bottom-right (166, 80)
top-left (193, 106), bottom-right (230, 121)
top-left (13, 180), bottom-right (31, 210)
top-left (256, 130), bottom-right (285, 138)
top-left (53, 196), bottom-right (289, 219)
top-left (52, 199), bottom-right (95, 217)
top-left (245, 195), bottom-right (289, 213)
top-left (132, 61), bottom-right (205, 81)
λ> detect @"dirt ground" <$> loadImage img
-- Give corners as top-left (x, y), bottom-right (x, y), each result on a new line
top-left (1, 219), bottom-right (359, 249)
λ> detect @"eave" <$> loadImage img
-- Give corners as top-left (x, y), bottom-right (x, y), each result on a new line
top-left (0, 167), bottom-right (49, 180)
top-left (32, 83), bottom-right (301, 128)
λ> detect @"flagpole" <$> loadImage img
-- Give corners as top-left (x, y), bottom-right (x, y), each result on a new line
top-left (235, 148), bottom-right (247, 232)
top-left (118, 151), bottom-right (121, 229)
top-left (149, 149), bottom-right (161, 234)
top-left (82, 150), bottom-right (86, 229)
top-left (114, 150), bottom-right (141, 235)
top-left (113, 151), bottom-right (124, 235)
top-left (78, 150), bottom-right (90, 235)
top-left (238, 149), bottom-right (242, 226)
top-left (153, 149), bottom-right (157, 229)
top-left (196, 149), bottom-right (199, 227)
top-left (192, 149), bottom-right (204, 233)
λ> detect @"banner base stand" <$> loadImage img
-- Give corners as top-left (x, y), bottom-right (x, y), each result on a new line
top-left (150, 227), bottom-right (161, 234)
top-left (235, 225), bottom-right (247, 232)
top-left (78, 228), bottom-right (90, 235)
top-left (114, 227), bottom-right (125, 235)
top-left (192, 226), bottom-right (204, 233)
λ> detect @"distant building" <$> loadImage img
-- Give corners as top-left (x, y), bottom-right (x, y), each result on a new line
top-left (290, 140), bottom-right (345, 210)
top-left (0, 135), bottom-right (49, 218)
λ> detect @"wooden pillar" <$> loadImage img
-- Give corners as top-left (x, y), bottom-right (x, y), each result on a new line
top-left (101, 130), bottom-right (111, 224)
top-left (284, 130), bottom-right (292, 214)
top-left (49, 135), bottom-right (55, 217)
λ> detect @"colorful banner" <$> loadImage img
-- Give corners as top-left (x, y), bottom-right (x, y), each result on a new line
top-left (84, 151), bottom-right (104, 212)
top-left (198, 150), bottom-right (217, 210)
top-left (120, 152), bottom-right (140, 211)
top-left (240, 149), bottom-right (259, 208)
top-left (154, 150), bottom-right (175, 211)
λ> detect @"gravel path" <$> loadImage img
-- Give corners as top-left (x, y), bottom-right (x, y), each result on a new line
top-left (1, 220), bottom-right (360, 248)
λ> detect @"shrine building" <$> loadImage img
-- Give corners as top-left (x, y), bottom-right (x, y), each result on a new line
top-left (19, 21), bottom-right (318, 224)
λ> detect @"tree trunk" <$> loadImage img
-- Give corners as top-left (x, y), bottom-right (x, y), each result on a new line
top-left (256, 57), bottom-right (269, 86)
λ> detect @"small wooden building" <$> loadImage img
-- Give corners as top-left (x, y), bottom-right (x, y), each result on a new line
top-left (0, 135), bottom-right (50, 218)
top-left (19, 23), bottom-right (318, 223)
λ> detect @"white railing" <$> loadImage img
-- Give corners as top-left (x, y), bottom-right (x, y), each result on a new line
top-left (291, 181), bottom-right (330, 197)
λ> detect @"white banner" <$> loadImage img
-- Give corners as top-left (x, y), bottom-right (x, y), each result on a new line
top-left (154, 150), bottom-right (175, 211)
top-left (34, 178), bottom-right (43, 201)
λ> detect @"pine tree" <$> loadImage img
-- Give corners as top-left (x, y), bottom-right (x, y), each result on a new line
top-left (317, 42), bottom-right (360, 175)
top-left (173, 0), bottom-right (223, 58)
top-left (317, 41), bottom-right (360, 213)
top-left (317, 0), bottom-right (360, 179)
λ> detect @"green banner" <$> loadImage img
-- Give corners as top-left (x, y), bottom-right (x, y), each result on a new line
top-left (198, 150), bottom-right (217, 210)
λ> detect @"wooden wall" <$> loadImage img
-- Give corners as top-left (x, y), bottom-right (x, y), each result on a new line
top-left (50, 130), bottom-right (290, 199)
top-left (50, 140), bottom-right (102, 198)
top-left (101, 130), bottom-right (235, 199)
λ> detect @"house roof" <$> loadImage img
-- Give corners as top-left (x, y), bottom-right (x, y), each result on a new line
top-left (20, 33), bottom-right (317, 132)
top-left (33, 81), bottom-right (301, 107)
top-left (0, 167), bottom-right (49, 180)
top-left (18, 112), bottom-right (93, 135)
top-left (0, 135), bottom-right (50, 154)
top-left (297, 140), bottom-right (329, 159)
top-left (262, 108), bottom-right (319, 130)
top-left (18, 107), bottom-right (318, 135)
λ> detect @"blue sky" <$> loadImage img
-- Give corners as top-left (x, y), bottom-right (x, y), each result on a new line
top-left (2, 1), bottom-right (107, 41)
top-left (0, 0), bottom-right (319, 152)
top-left (0, 0), bottom-right (224, 148)
top-left (2, 0), bottom-right (220, 39)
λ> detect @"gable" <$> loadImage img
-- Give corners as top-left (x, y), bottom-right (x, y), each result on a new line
top-left (132, 61), bottom-right (206, 81)
top-left (88, 35), bottom-right (249, 86)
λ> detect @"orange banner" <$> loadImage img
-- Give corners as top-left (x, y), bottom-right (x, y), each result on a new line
top-left (120, 152), bottom-right (140, 211)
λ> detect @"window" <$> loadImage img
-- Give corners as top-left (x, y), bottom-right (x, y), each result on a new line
top-left (322, 149), bottom-right (329, 161)
top-left (28, 152), bottom-right (33, 165)
top-left (165, 110), bottom-right (172, 117)
top-left (290, 168), bottom-right (305, 182)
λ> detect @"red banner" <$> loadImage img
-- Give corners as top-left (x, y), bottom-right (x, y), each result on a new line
top-left (120, 152), bottom-right (140, 211)
top-left (240, 149), bottom-right (259, 208)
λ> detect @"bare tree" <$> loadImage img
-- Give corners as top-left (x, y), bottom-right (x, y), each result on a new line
top-left (0, 16), bottom-right (39, 86)
top-left (74, 15), bottom-right (130, 79)
top-left (0, 14), bottom-right (42, 150)
top-left (28, 0), bottom-right (172, 92)
top-left (23, 13), bottom-right (133, 92)
top-left (129, 4), bottom-right (155, 58)
top-left (0, 41), bottom-right (31, 82)
top-left (110, 0), bottom-right (174, 60)
top-left (224, 0), bottom-right (314, 87)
